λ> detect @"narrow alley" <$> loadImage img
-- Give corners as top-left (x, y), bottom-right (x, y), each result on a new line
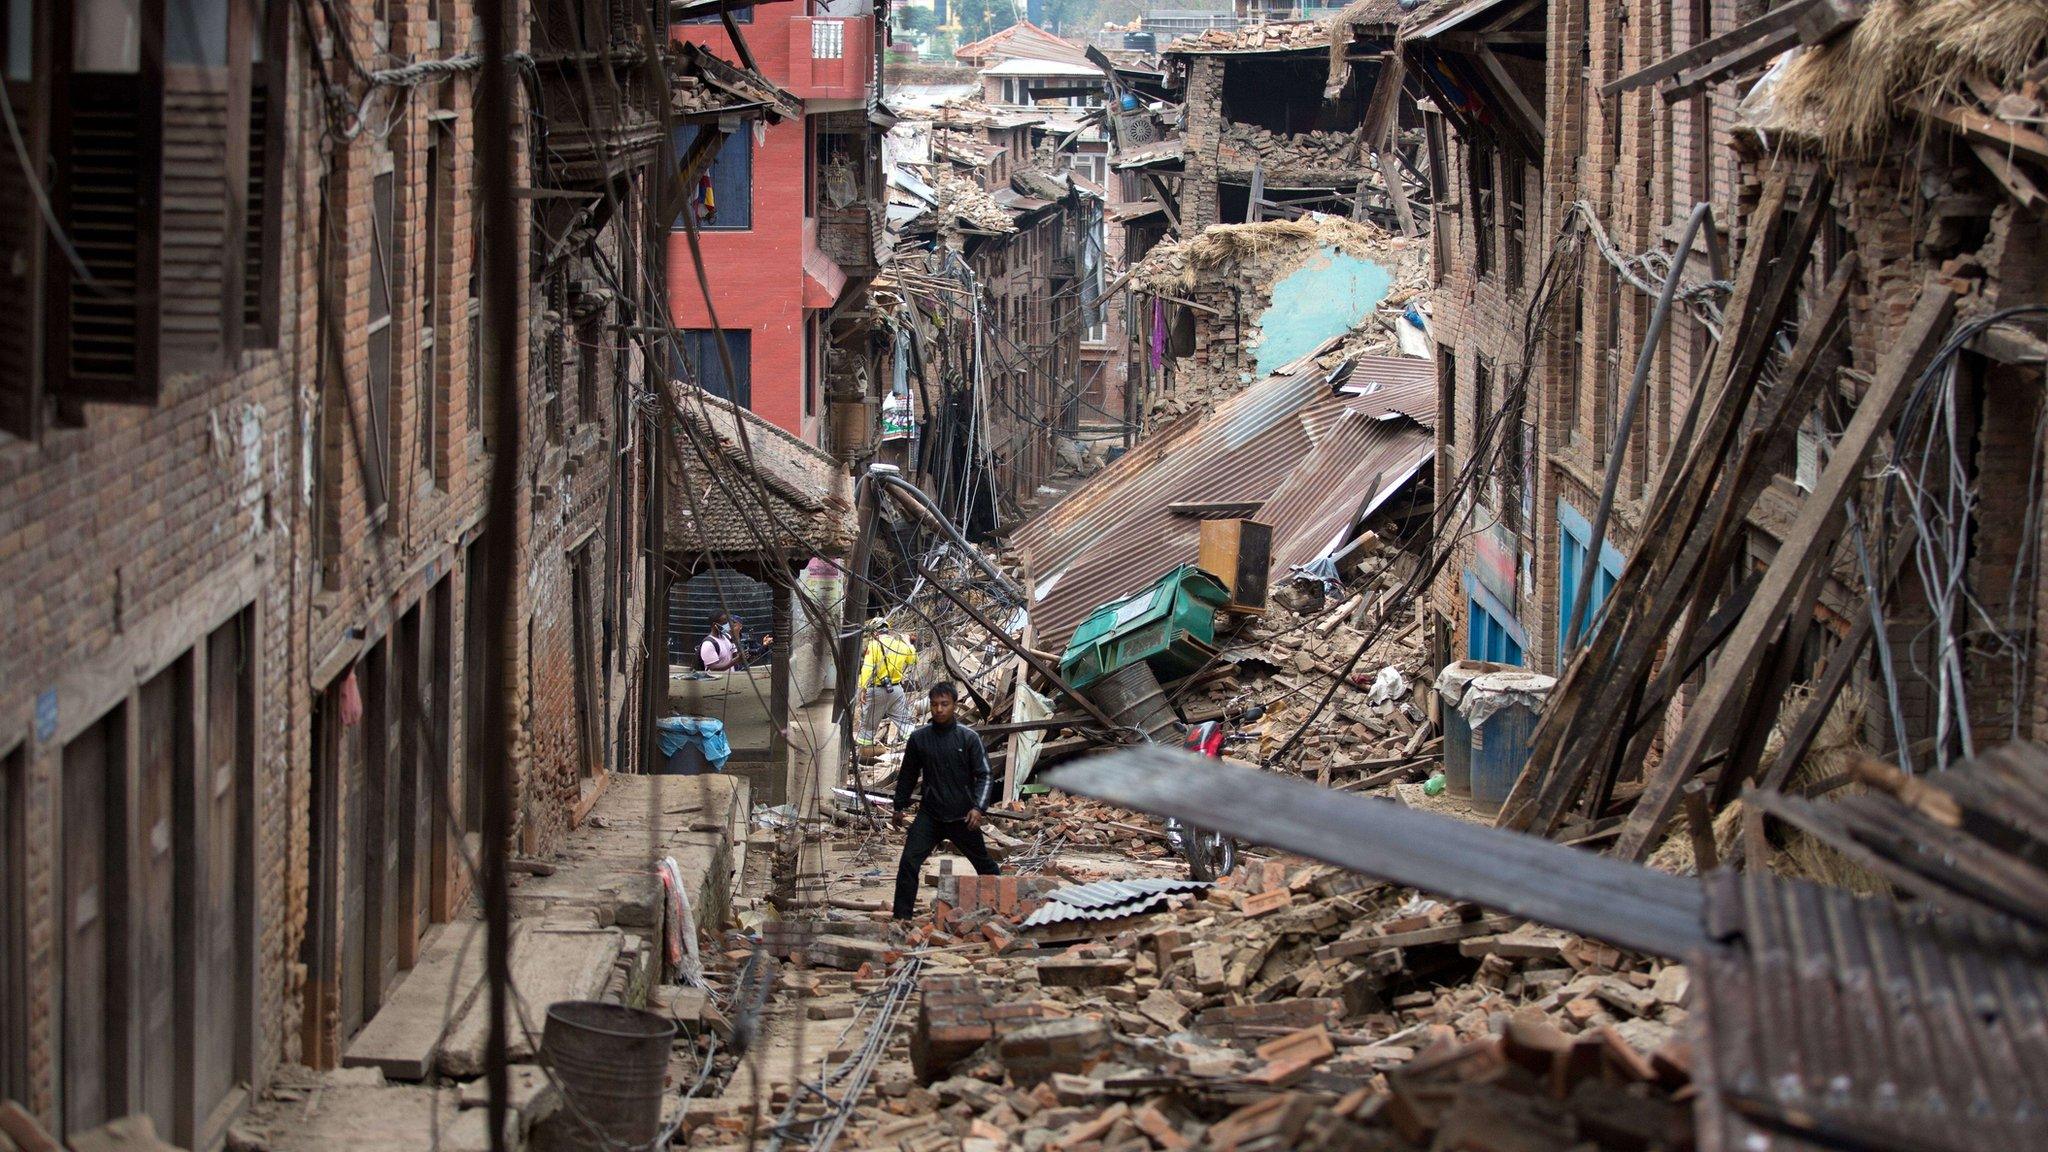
top-left (4, 0), bottom-right (2048, 1151)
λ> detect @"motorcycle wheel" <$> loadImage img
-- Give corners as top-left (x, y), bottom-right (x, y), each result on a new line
top-left (1184, 827), bottom-right (1237, 882)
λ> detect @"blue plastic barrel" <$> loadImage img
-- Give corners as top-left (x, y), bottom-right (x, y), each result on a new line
top-left (1434, 660), bottom-right (1506, 798)
top-left (1463, 671), bottom-right (1556, 815)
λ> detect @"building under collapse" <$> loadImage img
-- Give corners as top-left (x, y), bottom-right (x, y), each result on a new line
top-left (1409, 0), bottom-right (2048, 827)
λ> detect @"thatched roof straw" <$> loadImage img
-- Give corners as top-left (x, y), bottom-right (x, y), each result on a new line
top-left (1756, 0), bottom-right (2048, 157)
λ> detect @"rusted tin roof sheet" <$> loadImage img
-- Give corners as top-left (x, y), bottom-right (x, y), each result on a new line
top-left (1014, 355), bottom-right (1434, 647)
top-left (1693, 868), bottom-right (2048, 1152)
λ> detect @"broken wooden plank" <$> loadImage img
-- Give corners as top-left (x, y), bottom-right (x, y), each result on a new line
top-left (1603, 0), bottom-right (1862, 98)
top-left (1612, 282), bottom-right (1959, 861)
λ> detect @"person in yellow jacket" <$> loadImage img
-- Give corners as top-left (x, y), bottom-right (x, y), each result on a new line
top-left (857, 618), bottom-right (918, 746)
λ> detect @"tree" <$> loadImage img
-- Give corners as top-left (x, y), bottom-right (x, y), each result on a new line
top-left (896, 4), bottom-right (938, 35)
top-left (954, 0), bottom-right (1017, 43)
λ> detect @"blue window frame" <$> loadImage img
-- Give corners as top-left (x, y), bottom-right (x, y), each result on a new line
top-left (673, 329), bottom-right (751, 408)
top-left (1558, 499), bottom-right (1626, 654)
top-left (1463, 571), bottom-right (1526, 666)
top-left (672, 126), bottom-right (753, 231)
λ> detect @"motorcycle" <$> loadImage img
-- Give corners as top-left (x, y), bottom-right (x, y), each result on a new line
top-left (1163, 703), bottom-right (1263, 881)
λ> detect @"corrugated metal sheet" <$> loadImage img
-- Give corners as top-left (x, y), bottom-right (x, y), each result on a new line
top-left (1021, 878), bottom-right (1212, 927)
top-left (1014, 355), bottom-right (1434, 647)
top-left (1693, 869), bottom-right (2048, 1152)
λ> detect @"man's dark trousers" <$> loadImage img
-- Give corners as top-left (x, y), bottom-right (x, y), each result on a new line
top-left (893, 809), bottom-right (1001, 919)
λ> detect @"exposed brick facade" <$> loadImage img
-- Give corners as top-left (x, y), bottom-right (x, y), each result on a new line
top-left (0, 0), bottom-right (660, 1140)
top-left (1419, 0), bottom-right (2046, 756)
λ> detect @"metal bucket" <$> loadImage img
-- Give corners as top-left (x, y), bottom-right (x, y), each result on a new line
top-left (1084, 660), bottom-right (1181, 744)
top-left (541, 1001), bottom-right (677, 1148)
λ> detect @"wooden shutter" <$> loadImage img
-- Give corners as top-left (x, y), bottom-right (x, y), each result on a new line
top-left (160, 63), bottom-right (237, 373)
top-left (57, 70), bottom-right (161, 401)
top-left (0, 81), bottom-right (39, 437)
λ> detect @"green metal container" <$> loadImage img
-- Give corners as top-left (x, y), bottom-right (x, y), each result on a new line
top-left (1059, 565), bottom-right (1230, 691)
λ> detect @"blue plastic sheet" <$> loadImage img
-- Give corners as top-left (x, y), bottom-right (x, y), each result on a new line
top-left (656, 715), bottom-right (732, 769)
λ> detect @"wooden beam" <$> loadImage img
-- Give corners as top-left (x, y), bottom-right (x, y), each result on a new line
top-left (1923, 100), bottom-right (2048, 166)
top-left (1661, 24), bottom-right (1800, 102)
top-left (1611, 283), bottom-right (1958, 861)
top-left (1602, 0), bottom-right (1827, 98)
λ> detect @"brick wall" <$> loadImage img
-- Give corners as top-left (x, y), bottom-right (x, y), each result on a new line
top-left (1422, 0), bottom-right (2043, 758)
top-left (0, 0), bottom-right (660, 1131)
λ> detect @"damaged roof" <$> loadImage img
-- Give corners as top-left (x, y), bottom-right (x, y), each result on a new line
top-left (1050, 743), bottom-right (2048, 1152)
top-left (1014, 354), bottom-right (1435, 647)
top-left (664, 383), bottom-right (856, 557)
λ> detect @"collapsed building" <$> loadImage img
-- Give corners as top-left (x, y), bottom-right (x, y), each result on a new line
top-left (1123, 214), bottom-right (1432, 418)
top-left (1413, 0), bottom-right (2048, 812)
top-left (877, 95), bottom-right (1110, 534)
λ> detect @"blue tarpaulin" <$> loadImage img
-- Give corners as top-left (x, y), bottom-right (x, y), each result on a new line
top-left (657, 715), bottom-right (732, 769)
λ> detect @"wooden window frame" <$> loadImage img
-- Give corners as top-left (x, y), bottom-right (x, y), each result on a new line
top-left (242, 0), bottom-right (285, 349)
top-left (47, 0), bottom-right (257, 409)
top-left (422, 121), bottom-right (454, 484)
top-left (368, 165), bottom-right (396, 519)
top-left (1469, 141), bottom-right (1496, 280)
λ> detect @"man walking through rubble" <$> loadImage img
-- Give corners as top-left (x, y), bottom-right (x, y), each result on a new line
top-left (890, 681), bottom-right (1001, 921)
top-left (857, 617), bottom-right (918, 746)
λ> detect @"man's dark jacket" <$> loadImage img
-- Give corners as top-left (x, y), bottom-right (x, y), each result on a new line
top-left (893, 720), bottom-right (993, 822)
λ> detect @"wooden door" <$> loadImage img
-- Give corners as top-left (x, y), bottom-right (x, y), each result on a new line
top-left (339, 673), bottom-right (370, 1040)
top-left (61, 714), bottom-right (119, 1136)
top-left (368, 640), bottom-right (402, 1004)
top-left (398, 605), bottom-right (431, 958)
top-left (463, 543), bottom-right (487, 837)
top-left (430, 578), bottom-right (457, 919)
top-left (197, 620), bottom-right (248, 1125)
top-left (135, 669), bottom-right (182, 1137)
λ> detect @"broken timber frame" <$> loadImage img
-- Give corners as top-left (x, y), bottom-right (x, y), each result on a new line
top-left (1610, 282), bottom-right (1959, 860)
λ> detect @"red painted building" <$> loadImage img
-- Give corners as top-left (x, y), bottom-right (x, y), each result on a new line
top-left (669, 2), bottom-right (883, 445)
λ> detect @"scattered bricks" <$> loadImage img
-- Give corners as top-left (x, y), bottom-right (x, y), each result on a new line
top-left (1562, 997), bottom-right (1605, 1027)
top-left (1192, 944), bottom-right (1226, 993)
top-left (1150, 927), bottom-right (1190, 971)
top-left (969, 1117), bottom-right (1009, 1145)
top-left (757, 919), bottom-right (826, 960)
top-left (997, 876), bottom-right (1019, 917)
top-left (1244, 1055), bottom-right (1318, 1088)
top-left (984, 922), bottom-right (1018, 953)
top-left (1132, 1100), bottom-right (1191, 1151)
top-left (1651, 964), bottom-right (1690, 1006)
top-left (996, 1017), bottom-right (1112, 1083)
top-left (1037, 956), bottom-right (1133, 989)
top-left (1590, 977), bottom-right (1658, 1019)
top-left (1051, 1102), bottom-right (1128, 1147)
top-left (1239, 889), bottom-right (1293, 918)
top-left (1196, 998), bottom-right (1344, 1034)
top-left (1254, 1024), bottom-right (1336, 1067)
top-left (1206, 1095), bottom-right (1317, 1152)
top-left (1138, 991), bottom-right (1189, 1032)
top-left (1048, 1073), bottom-right (1103, 1105)
top-left (806, 934), bottom-right (896, 971)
